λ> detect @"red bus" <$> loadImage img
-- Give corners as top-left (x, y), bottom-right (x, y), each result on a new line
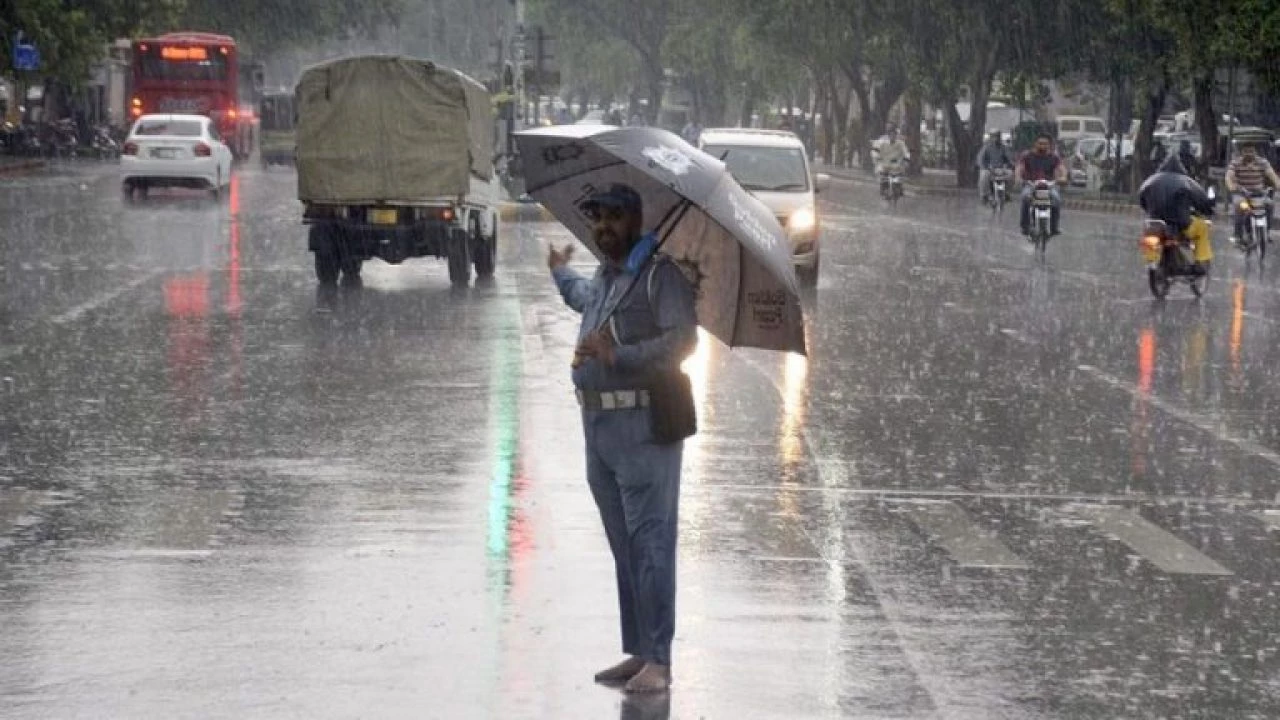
top-left (129, 32), bottom-right (254, 159)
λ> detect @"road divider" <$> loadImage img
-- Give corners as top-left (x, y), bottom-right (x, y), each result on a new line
top-left (0, 159), bottom-right (47, 176)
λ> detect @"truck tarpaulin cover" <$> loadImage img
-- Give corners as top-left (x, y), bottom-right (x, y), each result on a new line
top-left (296, 55), bottom-right (494, 203)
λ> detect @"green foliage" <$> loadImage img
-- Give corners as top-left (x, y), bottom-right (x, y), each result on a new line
top-left (0, 0), bottom-right (405, 83)
top-left (1, 0), bottom-right (183, 82)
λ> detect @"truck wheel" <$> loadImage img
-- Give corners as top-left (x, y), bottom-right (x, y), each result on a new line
top-left (471, 215), bottom-right (495, 277)
top-left (447, 227), bottom-right (472, 286)
top-left (311, 225), bottom-right (340, 286)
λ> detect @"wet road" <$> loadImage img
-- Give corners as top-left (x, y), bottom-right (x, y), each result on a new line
top-left (2, 162), bottom-right (1280, 718)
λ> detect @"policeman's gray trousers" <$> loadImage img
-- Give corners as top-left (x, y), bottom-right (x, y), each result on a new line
top-left (582, 408), bottom-right (682, 667)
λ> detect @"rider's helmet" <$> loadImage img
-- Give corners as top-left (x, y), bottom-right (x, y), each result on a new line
top-left (990, 130), bottom-right (1003, 144)
top-left (886, 123), bottom-right (899, 140)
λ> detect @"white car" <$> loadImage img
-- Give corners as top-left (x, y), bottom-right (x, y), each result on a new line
top-left (121, 114), bottom-right (233, 200)
top-left (699, 128), bottom-right (829, 287)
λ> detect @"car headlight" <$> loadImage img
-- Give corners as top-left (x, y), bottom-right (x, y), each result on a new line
top-left (788, 206), bottom-right (817, 233)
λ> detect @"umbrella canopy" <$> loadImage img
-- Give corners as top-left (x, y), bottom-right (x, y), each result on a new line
top-left (515, 125), bottom-right (806, 355)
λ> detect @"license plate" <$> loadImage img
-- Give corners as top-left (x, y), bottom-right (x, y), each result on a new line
top-left (370, 208), bottom-right (397, 225)
top-left (151, 148), bottom-right (177, 159)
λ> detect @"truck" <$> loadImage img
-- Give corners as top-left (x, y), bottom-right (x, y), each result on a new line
top-left (295, 55), bottom-right (499, 286)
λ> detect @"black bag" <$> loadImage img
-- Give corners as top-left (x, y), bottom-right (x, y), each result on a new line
top-left (648, 369), bottom-right (697, 444)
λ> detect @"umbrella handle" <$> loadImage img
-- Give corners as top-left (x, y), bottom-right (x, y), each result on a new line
top-left (593, 198), bottom-right (693, 333)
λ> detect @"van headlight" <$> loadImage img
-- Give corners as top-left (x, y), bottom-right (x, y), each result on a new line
top-left (788, 206), bottom-right (817, 233)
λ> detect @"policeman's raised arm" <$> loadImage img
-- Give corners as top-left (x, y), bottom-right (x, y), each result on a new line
top-left (549, 244), bottom-right (594, 313)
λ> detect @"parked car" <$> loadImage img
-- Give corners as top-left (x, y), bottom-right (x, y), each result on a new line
top-left (1055, 115), bottom-right (1108, 144)
top-left (1069, 136), bottom-right (1135, 186)
top-left (699, 128), bottom-right (829, 287)
top-left (121, 113), bottom-right (233, 201)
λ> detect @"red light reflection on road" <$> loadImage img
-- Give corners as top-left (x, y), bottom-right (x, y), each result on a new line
top-left (1131, 327), bottom-right (1156, 478)
top-left (1230, 280), bottom-right (1244, 378)
top-left (164, 272), bottom-right (211, 424)
top-left (227, 173), bottom-right (242, 317)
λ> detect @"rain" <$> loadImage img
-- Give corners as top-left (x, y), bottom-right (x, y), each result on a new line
top-left (4, 0), bottom-right (1280, 717)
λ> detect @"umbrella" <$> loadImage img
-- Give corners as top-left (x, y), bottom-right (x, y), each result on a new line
top-left (514, 124), bottom-right (806, 355)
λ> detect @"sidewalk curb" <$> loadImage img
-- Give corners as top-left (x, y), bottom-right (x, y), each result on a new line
top-left (0, 159), bottom-right (48, 176)
top-left (821, 167), bottom-right (1143, 217)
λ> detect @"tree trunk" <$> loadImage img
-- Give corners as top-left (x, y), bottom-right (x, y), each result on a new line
top-left (828, 75), bottom-right (849, 166)
top-left (869, 59), bottom-right (907, 140)
top-left (946, 46), bottom-right (999, 187)
top-left (1132, 76), bottom-right (1170, 192)
top-left (904, 89), bottom-right (923, 177)
top-left (1192, 72), bottom-right (1218, 172)
top-left (740, 81), bottom-right (759, 128)
top-left (842, 62), bottom-right (874, 170)
top-left (645, 63), bottom-right (664, 126)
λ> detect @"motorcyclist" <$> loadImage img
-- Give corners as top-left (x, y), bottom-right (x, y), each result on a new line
top-left (1015, 132), bottom-right (1067, 236)
top-left (1138, 154), bottom-right (1216, 272)
top-left (977, 130), bottom-right (1015, 204)
top-left (872, 124), bottom-right (910, 197)
top-left (1224, 141), bottom-right (1280, 245)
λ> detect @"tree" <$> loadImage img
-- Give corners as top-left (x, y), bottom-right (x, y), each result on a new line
top-left (1, 0), bottom-right (182, 83)
top-left (534, 0), bottom-right (671, 123)
top-left (529, 2), bottom-right (643, 114)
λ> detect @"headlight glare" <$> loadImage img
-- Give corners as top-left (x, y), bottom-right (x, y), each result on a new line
top-left (789, 206), bottom-right (817, 233)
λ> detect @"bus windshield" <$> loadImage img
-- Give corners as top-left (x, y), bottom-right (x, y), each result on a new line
top-left (137, 45), bottom-right (230, 82)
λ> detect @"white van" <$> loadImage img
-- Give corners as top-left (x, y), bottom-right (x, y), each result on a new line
top-left (1056, 115), bottom-right (1108, 142)
top-left (698, 128), bottom-right (829, 287)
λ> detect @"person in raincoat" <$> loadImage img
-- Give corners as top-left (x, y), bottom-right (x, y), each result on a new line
top-left (1138, 153), bottom-right (1216, 268)
top-left (546, 183), bottom-right (697, 694)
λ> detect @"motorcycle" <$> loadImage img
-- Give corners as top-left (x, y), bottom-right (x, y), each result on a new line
top-left (988, 166), bottom-right (1012, 215)
top-left (15, 125), bottom-right (42, 157)
top-left (1028, 180), bottom-right (1054, 254)
top-left (90, 125), bottom-right (120, 160)
top-left (1235, 189), bottom-right (1273, 261)
top-left (1140, 218), bottom-right (1209, 299)
top-left (880, 165), bottom-right (905, 207)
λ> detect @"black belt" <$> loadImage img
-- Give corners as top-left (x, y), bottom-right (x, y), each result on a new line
top-left (576, 389), bottom-right (651, 411)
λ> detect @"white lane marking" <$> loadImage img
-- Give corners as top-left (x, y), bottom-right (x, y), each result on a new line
top-left (892, 500), bottom-right (1028, 570)
top-left (999, 327), bottom-right (1034, 345)
top-left (750, 555), bottom-right (829, 564)
top-left (1259, 510), bottom-right (1280, 532)
top-left (1074, 505), bottom-right (1232, 576)
top-left (50, 272), bottom-right (161, 325)
top-left (145, 486), bottom-right (239, 551)
top-left (1078, 364), bottom-right (1280, 469)
top-left (1242, 310), bottom-right (1278, 326)
top-left (693, 483), bottom-right (1275, 509)
top-left (0, 488), bottom-right (41, 534)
